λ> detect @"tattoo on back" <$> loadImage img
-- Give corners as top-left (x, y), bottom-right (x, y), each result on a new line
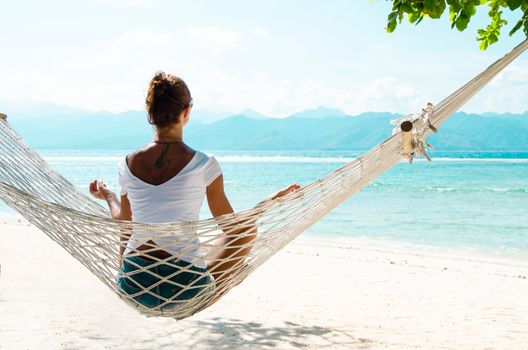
top-left (153, 144), bottom-right (170, 169)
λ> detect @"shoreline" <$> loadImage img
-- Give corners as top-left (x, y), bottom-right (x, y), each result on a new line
top-left (1, 222), bottom-right (527, 349)
top-left (2, 211), bottom-right (528, 263)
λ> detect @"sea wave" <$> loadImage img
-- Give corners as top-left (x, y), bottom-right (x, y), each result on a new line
top-left (40, 154), bottom-right (528, 164)
top-left (41, 155), bottom-right (356, 163)
top-left (419, 186), bottom-right (528, 193)
top-left (429, 158), bottom-right (528, 163)
top-left (43, 156), bottom-right (124, 162)
top-left (215, 155), bottom-right (355, 163)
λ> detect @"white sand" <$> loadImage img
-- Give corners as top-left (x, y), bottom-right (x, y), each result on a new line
top-left (1, 221), bottom-right (527, 349)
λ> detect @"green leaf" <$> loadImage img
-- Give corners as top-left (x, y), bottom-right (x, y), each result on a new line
top-left (401, 3), bottom-right (413, 13)
top-left (489, 33), bottom-right (498, 43)
top-left (424, 0), bottom-right (437, 12)
top-left (409, 12), bottom-right (420, 23)
top-left (430, 0), bottom-right (447, 18)
top-left (449, 10), bottom-right (456, 21)
top-left (379, 0), bottom-right (526, 50)
top-left (509, 20), bottom-right (522, 36)
top-left (507, 0), bottom-right (522, 11)
top-left (387, 19), bottom-right (398, 32)
top-left (455, 13), bottom-right (470, 30)
top-left (447, 0), bottom-right (462, 12)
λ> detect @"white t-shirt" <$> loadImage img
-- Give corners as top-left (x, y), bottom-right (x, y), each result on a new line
top-left (118, 150), bottom-right (222, 268)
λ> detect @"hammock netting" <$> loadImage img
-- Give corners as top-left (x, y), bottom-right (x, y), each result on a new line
top-left (0, 40), bottom-right (526, 319)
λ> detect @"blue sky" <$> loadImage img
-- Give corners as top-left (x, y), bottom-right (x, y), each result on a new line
top-left (1, 0), bottom-right (527, 117)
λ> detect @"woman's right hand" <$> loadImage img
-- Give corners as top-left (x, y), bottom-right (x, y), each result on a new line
top-left (89, 180), bottom-right (114, 201)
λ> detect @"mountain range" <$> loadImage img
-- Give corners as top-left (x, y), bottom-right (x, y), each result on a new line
top-left (2, 102), bottom-right (527, 151)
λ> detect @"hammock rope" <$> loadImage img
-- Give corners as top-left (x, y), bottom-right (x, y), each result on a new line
top-left (0, 40), bottom-right (526, 319)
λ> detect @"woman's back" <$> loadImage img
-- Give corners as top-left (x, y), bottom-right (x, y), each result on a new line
top-left (126, 143), bottom-right (196, 186)
top-left (120, 144), bottom-right (221, 223)
top-left (119, 143), bottom-right (222, 266)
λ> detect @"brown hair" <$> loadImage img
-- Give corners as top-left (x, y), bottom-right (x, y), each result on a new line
top-left (145, 71), bottom-right (192, 128)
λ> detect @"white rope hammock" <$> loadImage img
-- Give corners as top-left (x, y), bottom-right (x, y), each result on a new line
top-left (0, 40), bottom-right (526, 319)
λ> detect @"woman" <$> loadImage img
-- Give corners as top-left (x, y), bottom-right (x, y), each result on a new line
top-left (89, 71), bottom-right (299, 312)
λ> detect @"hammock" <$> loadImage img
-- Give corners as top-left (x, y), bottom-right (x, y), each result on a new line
top-left (0, 40), bottom-right (526, 319)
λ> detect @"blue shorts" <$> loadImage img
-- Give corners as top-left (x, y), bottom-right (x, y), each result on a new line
top-left (117, 255), bottom-right (213, 312)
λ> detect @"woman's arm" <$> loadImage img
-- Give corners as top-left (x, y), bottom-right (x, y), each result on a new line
top-left (89, 180), bottom-right (132, 256)
top-left (205, 175), bottom-right (240, 279)
top-left (206, 176), bottom-right (300, 285)
top-left (116, 195), bottom-right (132, 257)
top-left (255, 183), bottom-right (301, 208)
top-left (89, 180), bottom-right (132, 219)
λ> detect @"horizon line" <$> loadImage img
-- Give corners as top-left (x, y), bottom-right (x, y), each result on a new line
top-left (1, 101), bottom-right (527, 120)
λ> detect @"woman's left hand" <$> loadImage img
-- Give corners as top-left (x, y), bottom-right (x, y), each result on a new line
top-left (89, 180), bottom-right (114, 201)
top-left (272, 183), bottom-right (301, 200)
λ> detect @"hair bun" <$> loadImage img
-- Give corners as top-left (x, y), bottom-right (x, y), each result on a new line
top-left (146, 71), bottom-right (191, 128)
top-left (153, 77), bottom-right (171, 99)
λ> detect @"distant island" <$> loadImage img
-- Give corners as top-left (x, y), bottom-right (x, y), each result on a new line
top-left (3, 104), bottom-right (528, 152)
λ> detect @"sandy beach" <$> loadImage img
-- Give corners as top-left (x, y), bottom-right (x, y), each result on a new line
top-left (1, 221), bottom-right (527, 349)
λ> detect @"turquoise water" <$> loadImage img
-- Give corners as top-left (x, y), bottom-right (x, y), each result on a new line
top-left (1, 149), bottom-right (527, 255)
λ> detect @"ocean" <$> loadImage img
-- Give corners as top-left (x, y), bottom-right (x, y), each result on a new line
top-left (1, 149), bottom-right (527, 257)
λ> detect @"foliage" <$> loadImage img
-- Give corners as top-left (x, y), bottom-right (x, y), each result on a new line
top-left (385, 0), bottom-right (528, 49)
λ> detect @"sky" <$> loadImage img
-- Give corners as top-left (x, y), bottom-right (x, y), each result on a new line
top-left (1, 0), bottom-right (527, 117)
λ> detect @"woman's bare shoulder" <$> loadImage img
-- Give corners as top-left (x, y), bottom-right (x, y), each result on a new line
top-left (126, 143), bottom-right (157, 163)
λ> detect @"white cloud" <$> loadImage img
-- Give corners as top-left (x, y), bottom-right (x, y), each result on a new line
top-left (71, 28), bottom-right (174, 68)
top-left (461, 63), bottom-right (528, 114)
top-left (90, 0), bottom-right (159, 8)
top-left (368, 43), bottom-right (392, 51)
top-left (0, 26), bottom-right (275, 113)
top-left (2, 24), bottom-right (525, 117)
top-left (250, 28), bottom-right (269, 40)
top-left (491, 64), bottom-right (528, 85)
top-left (72, 25), bottom-right (266, 70)
top-left (0, 61), bottom-right (427, 117)
top-left (190, 72), bottom-right (425, 117)
top-left (183, 26), bottom-right (243, 54)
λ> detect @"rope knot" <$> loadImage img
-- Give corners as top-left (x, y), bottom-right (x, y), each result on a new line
top-left (390, 102), bottom-right (437, 163)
